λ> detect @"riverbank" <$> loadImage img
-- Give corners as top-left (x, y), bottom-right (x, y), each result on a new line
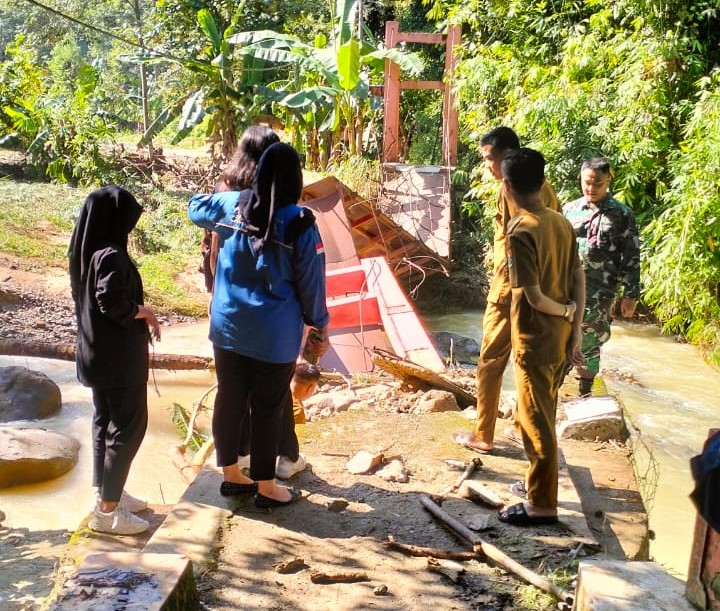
top-left (32, 401), bottom-right (646, 611)
top-left (0, 256), bottom-right (649, 610)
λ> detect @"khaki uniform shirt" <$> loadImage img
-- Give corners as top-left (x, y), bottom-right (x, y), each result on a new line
top-left (507, 205), bottom-right (580, 365)
top-left (488, 179), bottom-right (560, 305)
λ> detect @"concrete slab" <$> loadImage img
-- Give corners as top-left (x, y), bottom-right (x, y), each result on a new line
top-left (49, 552), bottom-right (197, 611)
top-left (574, 559), bottom-right (695, 611)
top-left (557, 449), bottom-right (600, 548)
top-left (143, 466), bottom-right (233, 570)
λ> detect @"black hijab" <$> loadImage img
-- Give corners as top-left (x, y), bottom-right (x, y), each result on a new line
top-left (68, 185), bottom-right (142, 298)
top-left (236, 142), bottom-right (303, 252)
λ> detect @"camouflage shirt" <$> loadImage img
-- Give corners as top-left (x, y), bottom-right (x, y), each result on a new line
top-left (562, 194), bottom-right (640, 300)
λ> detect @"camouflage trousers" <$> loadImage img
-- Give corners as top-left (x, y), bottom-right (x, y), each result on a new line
top-left (577, 296), bottom-right (614, 378)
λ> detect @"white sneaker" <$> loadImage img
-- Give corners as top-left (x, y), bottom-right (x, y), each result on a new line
top-left (276, 454), bottom-right (306, 479)
top-left (95, 490), bottom-right (148, 513)
top-left (237, 454), bottom-right (251, 470)
top-left (89, 506), bottom-right (149, 535)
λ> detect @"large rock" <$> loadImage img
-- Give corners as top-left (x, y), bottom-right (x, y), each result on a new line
top-left (0, 366), bottom-right (62, 422)
top-left (0, 427), bottom-right (79, 488)
top-left (431, 332), bottom-right (480, 365)
top-left (413, 389), bottom-right (459, 414)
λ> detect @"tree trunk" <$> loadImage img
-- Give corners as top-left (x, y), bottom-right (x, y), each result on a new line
top-left (0, 339), bottom-right (212, 371)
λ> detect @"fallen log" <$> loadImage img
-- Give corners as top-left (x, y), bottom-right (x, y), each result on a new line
top-left (419, 494), bottom-right (574, 607)
top-left (0, 339), bottom-right (213, 370)
top-left (371, 348), bottom-right (476, 407)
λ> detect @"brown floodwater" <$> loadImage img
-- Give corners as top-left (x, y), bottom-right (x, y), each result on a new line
top-left (0, 319), bottom-right (215, 532)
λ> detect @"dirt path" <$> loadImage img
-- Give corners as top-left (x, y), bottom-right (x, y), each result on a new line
top-left (193, 409), bottom-right (646, 611)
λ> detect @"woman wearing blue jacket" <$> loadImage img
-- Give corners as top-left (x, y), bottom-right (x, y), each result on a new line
top-left (188, 142), bottom-right (329, 507)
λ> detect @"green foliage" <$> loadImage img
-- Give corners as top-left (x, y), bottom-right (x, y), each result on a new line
top-left (0, 178), bottom-right (207, 316)
top-left (642, 72), bottom-right (720, 357)
top-left (0, 34), bottom-right (121, 185)
top-left (230, 1), bottom-right (423, 168)
top-left (325, 152), bottom-right (381, 201)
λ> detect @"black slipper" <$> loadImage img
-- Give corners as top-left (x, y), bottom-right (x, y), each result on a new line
top-left (498, 502), bottom-right (558, 526)
top-left (255, 487), bottom-right (302, 508)
top-left (220, 481), bottom-right (258, 496)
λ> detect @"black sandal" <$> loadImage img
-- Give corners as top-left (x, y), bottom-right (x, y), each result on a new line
top-left (254, 487), bottom-right (302, 508)
top-left (220, 481), bottom-right (258, 496)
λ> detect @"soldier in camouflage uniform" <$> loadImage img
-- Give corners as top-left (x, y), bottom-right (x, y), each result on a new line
top-left (562, 158), bottom-right (640, 397)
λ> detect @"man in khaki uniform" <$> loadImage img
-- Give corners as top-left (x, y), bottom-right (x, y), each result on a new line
top-left (452, 127), bottom-right (560, 453)
top-left (497, 148), bottom-right (585, 525)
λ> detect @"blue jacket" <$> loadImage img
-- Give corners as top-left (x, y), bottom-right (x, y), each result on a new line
top-left (188, 191), bottom-right (329, 364)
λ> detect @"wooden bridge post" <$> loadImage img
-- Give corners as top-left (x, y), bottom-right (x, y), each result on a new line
top-left (381, 21), bottom-right (461, 167)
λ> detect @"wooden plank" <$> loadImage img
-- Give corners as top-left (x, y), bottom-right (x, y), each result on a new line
top-left (442, 23), bottom-right (462, 167)
top-left (393, 32), bottom-right (445, 44)
top-left (326, 266), bottom-right (368, 297)
top-left (327, 294), bottom-right (382, 330)
top-left (399, 81), bottom-right (445, 90)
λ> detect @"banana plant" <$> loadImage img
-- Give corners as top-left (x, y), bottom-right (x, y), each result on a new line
top-left (137, 8), bottom-right (261, 161)
top-left (228, 0), bottom-right (423, 168)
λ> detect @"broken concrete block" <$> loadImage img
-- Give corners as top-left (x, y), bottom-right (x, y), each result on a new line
top-left (558, 396), bottom-right (628, 442)
top-left (574, 559), bottom-right (694, 611)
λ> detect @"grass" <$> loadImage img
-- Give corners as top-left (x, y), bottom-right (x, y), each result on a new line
top-left (0, 175), bottom-right (208, 317)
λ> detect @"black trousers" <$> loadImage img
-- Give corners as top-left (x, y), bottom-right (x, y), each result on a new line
top-left (237, 371), bottom-right (300, 462)
top-left (91, 384), bottom-right (148, 503)
top-left (213, 347), bottom-right (295, 481)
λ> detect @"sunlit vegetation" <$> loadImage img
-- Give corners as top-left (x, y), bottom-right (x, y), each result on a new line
top-left (2, 0), bottom-right (720, 360)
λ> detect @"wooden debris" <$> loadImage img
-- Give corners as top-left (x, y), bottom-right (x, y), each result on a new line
top-left (346, 451), bottom-right (384, 474)
top-left (371, 349), bottom-right (476, 407)
top-left (309, 570), bottom-right (370, 584)
top-left (419, 494), bottom-right (574, 606)
top-left (326, 499), bottom-right (349, 512)
top-left (459, 481), bottom-right (504, 508)
top-left (383, 536), bottom-right (479, 561)
top-left (444, 459), bottom-right (466, 470)
top-left (426, 557), bottom-right (465, 583)
top-left (275, 558), bottom-right (308, 574)
top-left (438, 457), bottom-right (482, 500)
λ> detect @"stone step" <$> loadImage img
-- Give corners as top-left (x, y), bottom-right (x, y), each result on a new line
top-left (574, 559), bottom-right (695, 611)
top-left (48, 552), bottom-right (197, 611)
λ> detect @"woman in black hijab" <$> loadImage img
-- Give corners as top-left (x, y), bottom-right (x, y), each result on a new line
top-left (69, 185), bottom-right (161, 535)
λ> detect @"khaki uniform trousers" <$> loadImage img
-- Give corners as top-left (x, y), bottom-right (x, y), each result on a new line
top-left (513, 360), bottom-right (566, 510)
top-left (473, 300), bottom-right (511, 443)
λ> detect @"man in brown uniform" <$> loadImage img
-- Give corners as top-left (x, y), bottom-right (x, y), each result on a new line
top-left (452, 127), bottom-right (560, 453)
top-left (497, 148), bottom-right (585, 525)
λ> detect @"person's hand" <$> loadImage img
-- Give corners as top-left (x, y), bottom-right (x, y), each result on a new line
top-left (302, 327), bottom-right (329, 363)
top-left (620, 297), bottom-right (637, 319)
top-left (564, 301), bottom-right (577, 323)
top-left (567, 329), bottom-right (585, 366)
top-left (136, 305), bottom-right (161, 343)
